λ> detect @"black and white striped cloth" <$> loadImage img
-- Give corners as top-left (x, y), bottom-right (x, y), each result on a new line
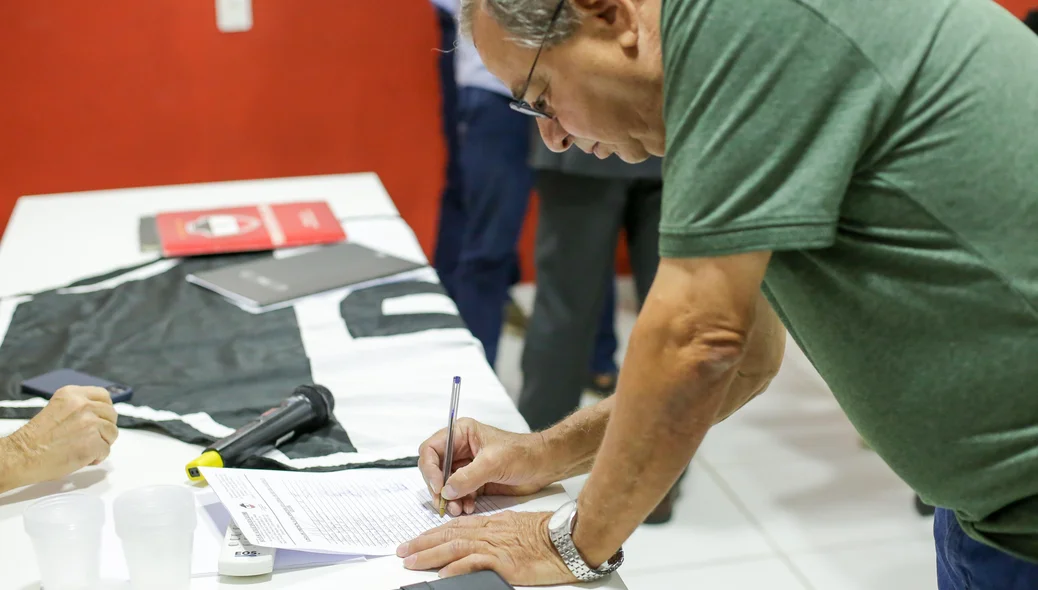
top-left (0, 245), bottom-right (493, 472)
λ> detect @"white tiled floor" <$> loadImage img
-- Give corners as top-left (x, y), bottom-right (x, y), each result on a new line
top-left (497, 279), bottom-right (938, 589)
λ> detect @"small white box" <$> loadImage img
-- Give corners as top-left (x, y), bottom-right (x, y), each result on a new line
top-left (216, 0), bottom-right (252, 33)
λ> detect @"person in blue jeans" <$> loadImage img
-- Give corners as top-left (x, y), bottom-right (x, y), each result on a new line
top-left (935, 508), bottom-right (1038, 589)
top-left (429, 0), bottom-right (464, 293)
top-left (431, 18), bottom-right (621, 372)
top-left (431, 1), bottom-right (523, 366)
top-left (449, 79), bottom-right (532, 366)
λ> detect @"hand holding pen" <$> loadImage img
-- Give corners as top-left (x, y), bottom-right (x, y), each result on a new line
top-left (439, 376), bottom-right (462, 516)
top-left (417, 401), bottom-right (558, 517)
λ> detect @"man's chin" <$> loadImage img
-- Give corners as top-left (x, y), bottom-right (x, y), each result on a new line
top-left (615, 150), bottom-right (650, 164)
top-left (582, 140), bottom-right (651, 163)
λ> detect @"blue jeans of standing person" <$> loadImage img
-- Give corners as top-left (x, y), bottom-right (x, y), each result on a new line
top-left (450, 87), bottom-right (533, 366)
top-left (935, 507), bottom-right (1038, 589)
top-left (430, 47), bottom-right (618, 369)
top-left (431, 7), bottom-right (465, 297)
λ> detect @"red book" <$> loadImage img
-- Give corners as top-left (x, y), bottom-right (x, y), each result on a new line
top-left (154, 201), bottom-right (346, 257)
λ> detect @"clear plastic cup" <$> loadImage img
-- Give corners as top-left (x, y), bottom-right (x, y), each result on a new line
top-left (23, 492), bottom-right (105, 590)
top-left (113, 485), bottom-right (197, 590)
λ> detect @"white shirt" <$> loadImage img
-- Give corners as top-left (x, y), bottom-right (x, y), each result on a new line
top-left (454, 36), bottom-right (511, 97)
top-left (429, 0), bottom-right (458, 14)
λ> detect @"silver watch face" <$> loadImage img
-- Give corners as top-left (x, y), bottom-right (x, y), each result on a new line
top-left (549, 501), bottom-right (575, 532)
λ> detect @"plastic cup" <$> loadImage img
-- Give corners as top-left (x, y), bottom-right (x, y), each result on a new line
top-left (23, 492), bottom-right (105, 590)
top-left (113, 485), bottom-right (197, 590)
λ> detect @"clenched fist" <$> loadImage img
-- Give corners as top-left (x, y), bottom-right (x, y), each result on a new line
top-left (0, 386), bottom-right (119, 493)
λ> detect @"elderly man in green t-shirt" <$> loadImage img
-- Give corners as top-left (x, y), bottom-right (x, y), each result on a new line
top-left (397, 0), bottom-right (1038, 587)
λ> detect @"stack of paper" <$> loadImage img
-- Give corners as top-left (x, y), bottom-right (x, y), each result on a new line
top-left (200, 467), bottom-right (512, 556)
top-left (99, 491), bottom-right (364, 579)
top-left (98, 467), bottom-right (514, 581)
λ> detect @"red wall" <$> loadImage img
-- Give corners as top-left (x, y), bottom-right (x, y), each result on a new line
top-left (0, 1), bottom-right (1031, 281)
top-left (0, 1), bottom-right (457, 262)
top-left (1001, 0), bottom-right (1033, 16)
top-left (0, 0), bottom-right (545, 279)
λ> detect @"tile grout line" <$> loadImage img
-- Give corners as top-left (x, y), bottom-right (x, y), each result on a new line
top-left (693, 457), bottom-right (937, 552)
top-left (699, 456), bottom-right (819, 590)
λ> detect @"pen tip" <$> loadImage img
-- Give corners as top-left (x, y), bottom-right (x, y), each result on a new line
top-left (453, 376), bottom-right (461, 384)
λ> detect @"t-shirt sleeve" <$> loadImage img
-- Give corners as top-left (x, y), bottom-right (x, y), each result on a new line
top-left (658, 0), bottom-right (894, 258)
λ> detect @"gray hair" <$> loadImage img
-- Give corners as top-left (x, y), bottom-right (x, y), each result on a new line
top-left (459, 0), bottom-right (581, 49)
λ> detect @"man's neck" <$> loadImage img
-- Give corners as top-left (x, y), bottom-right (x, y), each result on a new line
top-left (632, 0), bottom-right (666, 154)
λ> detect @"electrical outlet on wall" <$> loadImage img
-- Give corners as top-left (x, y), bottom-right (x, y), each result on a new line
top-left (216, 0), bottom-right (253, 33)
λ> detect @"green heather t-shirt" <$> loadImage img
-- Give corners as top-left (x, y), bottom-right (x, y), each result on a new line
top-left (659, 0), bottom-right (1038, 561)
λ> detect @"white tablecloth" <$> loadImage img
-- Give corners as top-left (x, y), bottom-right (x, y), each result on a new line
top-left (0, 174), bottom-right (627, 590)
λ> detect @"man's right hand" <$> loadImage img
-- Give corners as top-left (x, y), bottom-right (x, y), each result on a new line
top-left (418, 419), bottom-right (556, 517)
top-left (0, 386), bottom-right (119, 492)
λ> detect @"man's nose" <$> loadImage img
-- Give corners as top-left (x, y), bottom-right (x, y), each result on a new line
top-left (537, 118), bottom-right (571, 153)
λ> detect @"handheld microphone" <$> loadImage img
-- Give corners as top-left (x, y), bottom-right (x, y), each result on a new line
top-left (185, 384), bottom-right (335, 482)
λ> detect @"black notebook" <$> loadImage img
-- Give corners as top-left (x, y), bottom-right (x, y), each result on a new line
top-left (187, 242), bottom-right (426, 313)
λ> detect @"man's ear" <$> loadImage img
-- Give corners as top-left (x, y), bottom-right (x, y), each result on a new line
top-left (570, 0), bottom-right (640, 45)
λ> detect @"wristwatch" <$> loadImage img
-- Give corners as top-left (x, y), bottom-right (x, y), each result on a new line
top-left (547, 501), bottom-right (624, 582)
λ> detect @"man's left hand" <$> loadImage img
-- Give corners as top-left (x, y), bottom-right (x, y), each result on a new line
top-left (397, 511), bottom-right (576, 586)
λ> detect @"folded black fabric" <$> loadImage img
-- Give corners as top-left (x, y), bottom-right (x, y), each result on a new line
top-left (0, 254), bottom-right (467, 471)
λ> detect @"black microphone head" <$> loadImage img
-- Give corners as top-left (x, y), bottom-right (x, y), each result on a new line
top-left (294, 384), bottom-right (334, 425)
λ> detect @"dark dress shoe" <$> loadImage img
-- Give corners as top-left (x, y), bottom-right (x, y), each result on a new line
top-left (644, 485), bottom-right (679, 525)
top-left (915, 494), bottom-right (936, 516)
top-left (587, 373), bottom-right (618, 398)
top-left (643, 469), bottom-right (689, 525)
top-left (503, 299), bottom-right (528, 333)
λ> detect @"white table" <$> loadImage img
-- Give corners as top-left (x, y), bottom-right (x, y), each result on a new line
top-left (0, 174), bottom-right (627, 590)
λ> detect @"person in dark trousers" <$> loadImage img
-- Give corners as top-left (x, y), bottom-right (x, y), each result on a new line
top-left (430, 1), bottom-right (531, 361)
top-left (430, 0), bottom-right (465, 301)
top-left (518, 133), bottom-right (684, 524)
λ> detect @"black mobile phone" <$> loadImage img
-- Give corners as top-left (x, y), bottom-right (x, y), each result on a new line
top-left (21, 369), bottom-right (134, 404)
top-left (399, 571), bottom-right (515, 590)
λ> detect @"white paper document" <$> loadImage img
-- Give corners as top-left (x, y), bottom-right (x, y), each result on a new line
top-left (99, 491), bottom-right (364, 579)
top-left (201, 467), bottom-right (511, 556)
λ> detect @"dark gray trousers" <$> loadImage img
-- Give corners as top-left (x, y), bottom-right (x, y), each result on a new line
top-left (518, 170), bottom-right (662, 431)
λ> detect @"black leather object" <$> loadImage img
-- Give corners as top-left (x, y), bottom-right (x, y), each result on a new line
top-left (400, 571), bottom-right (514, 590)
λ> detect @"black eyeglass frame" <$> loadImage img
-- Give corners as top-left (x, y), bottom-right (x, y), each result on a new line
top-left (509, 0), bottom-right (566, 119)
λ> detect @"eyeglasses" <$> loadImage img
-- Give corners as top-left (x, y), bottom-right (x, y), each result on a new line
top-left (509, 0), bottom-right (566, 119)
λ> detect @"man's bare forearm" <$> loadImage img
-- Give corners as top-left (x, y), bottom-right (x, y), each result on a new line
top-left (572, 310), bottom-right (739, 565)
top-left (538, 395), bottom-right (616, 483)
top-left (0, 430), bottom-right (32, 494)
top-left (533, 294), bottom-right (783, 490)
top-left (568, 255), bottom-right (777, 567)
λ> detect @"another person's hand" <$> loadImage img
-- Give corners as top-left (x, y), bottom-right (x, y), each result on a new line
top-left (417, 419), bottom-right (556, 517)
top-left (0, 386), bottom-right (119, 491)
top-left (398, 511), bottom-right (575, 586)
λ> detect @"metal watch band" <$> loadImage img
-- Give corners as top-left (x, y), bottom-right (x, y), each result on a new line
top-left (548, 501), bottom-right (624, 582)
